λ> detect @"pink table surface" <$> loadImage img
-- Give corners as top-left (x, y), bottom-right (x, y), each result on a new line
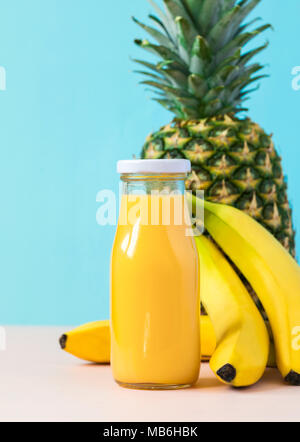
top-left (0, 326), bottom-right (299, 422)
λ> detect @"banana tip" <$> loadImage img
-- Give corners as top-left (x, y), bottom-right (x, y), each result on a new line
top-left (217, 364), bottom-right (237, 383)
top-left (285, 371), bottom-right (300, 386)
top-left (59, 334), bottom-right (67, 350)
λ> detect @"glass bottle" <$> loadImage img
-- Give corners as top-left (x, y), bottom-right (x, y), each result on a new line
top-left (111, 160), bottom-right (200, 389)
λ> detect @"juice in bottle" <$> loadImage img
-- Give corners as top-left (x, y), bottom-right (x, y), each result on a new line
top-left (111, 159), bottom-right (200, 389)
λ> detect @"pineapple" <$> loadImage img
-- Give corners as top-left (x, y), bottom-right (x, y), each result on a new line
top-left (134, 0), bottom-right (296, 257)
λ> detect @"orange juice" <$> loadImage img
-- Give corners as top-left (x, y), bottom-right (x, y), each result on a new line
top-left (111, 162), bottom-right (200, 389)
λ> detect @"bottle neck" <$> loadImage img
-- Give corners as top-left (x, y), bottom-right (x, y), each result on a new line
top-left (120, 173), bottom-right (186, 196)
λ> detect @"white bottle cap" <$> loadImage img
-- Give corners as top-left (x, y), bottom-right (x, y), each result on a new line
top-left (117, 159), bottom-right (191, 174)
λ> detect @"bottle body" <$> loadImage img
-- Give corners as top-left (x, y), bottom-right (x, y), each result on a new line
top-left (110, 172), bottom-right (200, 389)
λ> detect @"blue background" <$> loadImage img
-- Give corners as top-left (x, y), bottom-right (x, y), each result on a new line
top-left (0, 0), bottom-right (299, 325)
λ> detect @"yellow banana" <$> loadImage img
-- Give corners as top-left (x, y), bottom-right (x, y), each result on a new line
top-left (201, 315), bottom-right (216, 361)
top-left (196, 235), bottom-right (269, 387)
top-left (190, 194), bottom-right (300, 385)
top-left (59, 320), bottom-right (111, 363)
top-left (60, 317), bottom-right (216, 364)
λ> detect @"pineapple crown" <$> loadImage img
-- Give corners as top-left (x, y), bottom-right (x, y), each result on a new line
top-left (133, 0), bottom-right (272, 119)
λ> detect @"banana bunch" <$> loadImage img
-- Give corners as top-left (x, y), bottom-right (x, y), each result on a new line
top-left (189, 194), bottom-right (300, 386)
top-left (60, 197), bottom-right (300, 388)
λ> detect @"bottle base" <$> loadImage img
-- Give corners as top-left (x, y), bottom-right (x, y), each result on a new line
top-left (116, 381), bottom-right (194, 391)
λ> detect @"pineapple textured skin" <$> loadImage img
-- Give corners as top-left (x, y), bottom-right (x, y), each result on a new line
top-left (142, 116), bottom-right (295, 256)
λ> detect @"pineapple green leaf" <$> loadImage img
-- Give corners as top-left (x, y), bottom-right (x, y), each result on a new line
top-left (175, 17), bottom-right (193, 63)
top-left (223, 0), bottom-right (263, 42)
top-left (229, 75), bottom-right (267, 101)
top-left (134, 70), bottom-right (168, 83)
top-left (140, 80), bottom-right (191, 98)
top-left (200, 0), bottom-right (223, 34)
top-left (242, 74), bottom-right (269, 88)
top-left (132, 16), bottom-right (174, 48)
top-left (174, 95), bottom-right (201, 109)
top-left (240, 41), bottom-right (269, 66)
top-left (181, 0), bottom-right (204, 31)
top-left (208, 5), bottom-right (243, 51)
top-left (203, 86), bottom-right (225, 103)
top-left (225, 64), bottom-right (263, 87)
top-left (147, 0), bottom-right (166, 22)
top-left (140, 80), bottom-right (168, 91)
top-left (152, 97), bottom-right (174, 106)
top-left (188, 74), bottom-right (209, 98)
top-left (246, 22), bottom-right (272, 36)
top-left (240, 63), bottom-right (264, 77)
top-left (221, 0), bottom-right (236, 14)
top-left (162, 68), bottom-right (188, 88)
top-left (190, 36), bottom-right (212, 76)
top-left (133, 59), bottom-right (161, 73)
top-left (227, 73), bottom-right (254, 92)
top-left (239, 85), bottom-right (260, 98)
top-left (134, 39), bottom-right (188, 69)
top-left (213, 65), bottom-right (240, 85)
top-left (147, 0), bottom-right (173, 37)
top-left (134, 58), bottom-right (184, 84)
top-left (217, 48), bottom-right (241, 71)
top-left (228, 74), bottom-right (267, 100)
top-left (152, 97), bottom-right (178, 112)
top-left (234, 0), bottom-right (262, 28)
top-left (164, 0), bottom-right (197, 28)
top-left (216, 23), bottom-right (272, 64)
top-left (203, 98), bottom-right (223, 115)
top-left (227, 63), bottom-right (263, 83)
top-left (149, 14), bottom-right (177, 46)
top-left (180, 107), bottom-right (200, 119)
top-left (157, 60), bottom-right (176, 68)
top-left (237, 17), bottom-right (262, 35)
top-left (177, 15), bottom-right (196, 50)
